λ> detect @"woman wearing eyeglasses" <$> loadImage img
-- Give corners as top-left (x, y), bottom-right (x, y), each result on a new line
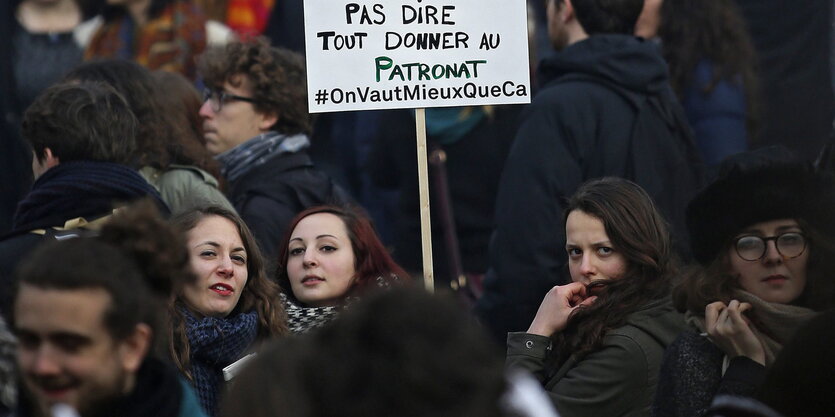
top-left (652, 147), bottom-right (835, 417)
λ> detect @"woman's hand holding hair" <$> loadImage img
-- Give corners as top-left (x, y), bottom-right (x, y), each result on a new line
top-left (527, 282), bottom-right (598, 337)
top-left (705, 300), bottom-right (766, 365)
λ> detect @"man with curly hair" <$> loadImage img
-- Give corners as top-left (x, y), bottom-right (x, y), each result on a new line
top-left (198, 38), bottom-right (351, 265)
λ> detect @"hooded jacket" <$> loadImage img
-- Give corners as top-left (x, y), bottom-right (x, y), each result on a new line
top-left (477, 34), bottom-right (703, 343)
top-left (507, 298), bottom-right (687, 417)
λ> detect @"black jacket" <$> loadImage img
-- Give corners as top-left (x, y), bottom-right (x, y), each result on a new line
top-left (0, 1), bottom-right (31, 237)
top-left (732, 0), bottom-right (834, 161)
top-left (476, 35), bottom-right (704, 343)
top-left (367, 106), bottom-right (522, 285)
top-left (0, 161), bottom-right (168, 320)
top-left (225, 151), bottom-right (353, 268)
top-left (652, 331), bottom-right (766, 417)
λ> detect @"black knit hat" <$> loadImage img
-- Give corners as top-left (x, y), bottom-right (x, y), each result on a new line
top-left (686, 147), bottom-right (819, 265)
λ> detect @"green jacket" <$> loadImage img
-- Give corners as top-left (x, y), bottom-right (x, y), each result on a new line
top-left (140, 165), bottom-right (235, 215)
top-left (506, 298), bottom-right (686, 417)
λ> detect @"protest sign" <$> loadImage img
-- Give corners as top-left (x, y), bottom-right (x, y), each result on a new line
top-left (304, 0), bottom-right (531, 112)
top-left (303, 0), bottom-right (530, 291)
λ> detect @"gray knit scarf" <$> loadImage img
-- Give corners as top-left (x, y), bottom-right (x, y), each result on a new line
top-left (685, 289), bottom-right (816, 368)
top-left (216, 131), bottom-right (310, 182)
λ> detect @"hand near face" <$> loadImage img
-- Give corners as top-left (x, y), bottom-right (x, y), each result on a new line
top-left (705, 300), bottom-right (766, 365)
top-left (527, 282), bottom-right (598, 337)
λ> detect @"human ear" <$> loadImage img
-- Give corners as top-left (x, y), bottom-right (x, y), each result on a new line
top-left (258, 112), bottom-right (279, 132)
top-left (119, 323), bottom-right (152, 373)
top-left (561, 0), bottom-right (575, 22)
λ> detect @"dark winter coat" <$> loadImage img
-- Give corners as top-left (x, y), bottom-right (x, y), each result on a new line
top-left (0, 161), bottom-right (167, 320)
top-left (682, 60), bottom-right (748, 166)
top-left (476, 34), bottom-right (704, 343)
top-left (507, 298), bottom-right (687, 417)
top-left (225, 151), bottom-right (353, 266)
top-left (367, 106), bottom-right (522, 285)
top-left (652, 330), bottom-right (766, 417)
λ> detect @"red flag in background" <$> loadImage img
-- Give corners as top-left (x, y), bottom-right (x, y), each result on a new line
top-left (227, 0), bottom-right (274, 36)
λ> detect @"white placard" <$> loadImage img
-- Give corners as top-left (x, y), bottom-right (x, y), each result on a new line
top-left (304, 0), bottom-right (531, 112)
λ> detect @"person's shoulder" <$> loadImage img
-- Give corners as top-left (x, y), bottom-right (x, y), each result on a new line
top-left (609, 300), bottom-right (688, 346)
top-left (536, 74), bottom-right (607, 101)
top-left (665, 328), bottom-right (724, 366)
top-left (160, 165), bottom-right (220, 188)
top-left (177, 378), bottom-right (209, 417)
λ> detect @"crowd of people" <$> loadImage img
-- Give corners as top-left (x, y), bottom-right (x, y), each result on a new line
top-left (0, 0), bottom-right (834, 416)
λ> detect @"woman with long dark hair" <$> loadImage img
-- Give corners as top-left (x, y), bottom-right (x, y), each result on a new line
top-left (652, 148), bottom-right (835, 417)
top-left (169, 205), bottom-right (286, 416)
top-left (275, 205), bottom-right (409, 333)
top-left (637, 0), bottom-right (759, 165)
top-left (506, 177), bottom-right (686, 417)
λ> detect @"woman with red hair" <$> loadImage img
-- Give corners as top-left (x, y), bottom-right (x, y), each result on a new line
top-left (275, 205), bottom-right (410, 333)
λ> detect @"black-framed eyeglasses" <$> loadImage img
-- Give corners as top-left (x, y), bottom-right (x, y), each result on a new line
top-left (202, 88), bottom-right (258, 112)
top-left (734, 232), bottom-right (807, 261)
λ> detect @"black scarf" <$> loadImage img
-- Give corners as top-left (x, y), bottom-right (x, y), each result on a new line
top-left (12, 161), bottom-right (168, 233)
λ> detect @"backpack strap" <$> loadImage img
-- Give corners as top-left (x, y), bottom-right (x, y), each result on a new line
top-left (28, 209), bottom-right (119, 239)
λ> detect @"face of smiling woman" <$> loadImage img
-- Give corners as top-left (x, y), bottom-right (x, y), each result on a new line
top-left (286, 212), bottom-right (357, 307)
top-left (181, 215), bottom-right (249, 317)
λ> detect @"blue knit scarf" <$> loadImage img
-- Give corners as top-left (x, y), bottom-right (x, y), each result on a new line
top-left (12, 161), bottom-right (168, 233)
top-left (181, 306), bottom-right (258, 417)
top-left (215, 131), bottom-right (310, 183)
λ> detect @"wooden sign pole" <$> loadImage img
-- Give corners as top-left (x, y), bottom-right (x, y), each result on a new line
top-left (415, 108), bottom-right (434, 292)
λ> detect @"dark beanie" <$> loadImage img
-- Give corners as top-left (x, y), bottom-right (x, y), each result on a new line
top-left (686, 147), bottom-right (820, 265)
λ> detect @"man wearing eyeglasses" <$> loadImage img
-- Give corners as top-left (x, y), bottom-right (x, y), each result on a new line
top-left (197, 38), bottom-right (352, 265)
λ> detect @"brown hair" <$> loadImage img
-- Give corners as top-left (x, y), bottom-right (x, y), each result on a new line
top-left (552, 177), bottom-right (677, 363)
top-left (151, 70), bottom-right (223, 180)
top-left (65, 60), bottom-right (219, 173)
top-left (659, 0), bottom-right (759, 138)
top-left (168, 206), bottom-right (287, 378)
top-left (23, 81), bottom-right (136, 165)
top-left (673, 218), bottom-right (835, 315)
top-left (16, 199), bottom-right (192, 359)
top-left (198, 37), bottom-right (311, 135)
top-left (275, 205), bottom-right (410, 305)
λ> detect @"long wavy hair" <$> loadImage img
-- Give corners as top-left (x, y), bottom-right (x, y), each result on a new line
top-left (168, 206), bottom-right (287, 379)
top-left (275, 205), bottom-right (410, 305)
top-left (658, 0), bottom-right (759, 137)
top-left (150, 70), bottom-right (222, 181)
top-left (551, 178), bottom-right (677, 365)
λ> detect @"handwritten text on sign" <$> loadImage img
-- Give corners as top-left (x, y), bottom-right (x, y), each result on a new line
top-left (304, 0), bottom-right (531, 112)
